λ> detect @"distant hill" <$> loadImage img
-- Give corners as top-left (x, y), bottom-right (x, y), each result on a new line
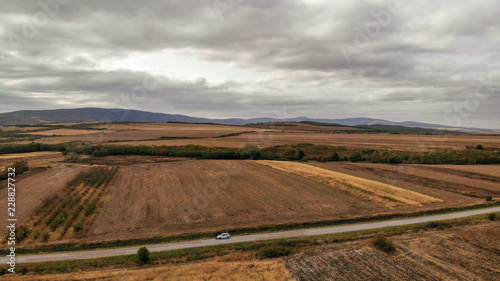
top-left (0, 108), bottom-right (498, 134)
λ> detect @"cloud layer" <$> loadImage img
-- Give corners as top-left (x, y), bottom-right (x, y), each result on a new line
top-left (1, 0), bottom-right (499, 128)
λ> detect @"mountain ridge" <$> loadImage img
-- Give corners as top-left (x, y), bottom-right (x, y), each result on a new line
top-left (0, 108), bottom-right (498, 134)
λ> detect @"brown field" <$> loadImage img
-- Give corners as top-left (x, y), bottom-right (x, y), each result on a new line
top-left (23, 128), bottom-right (106, 136)
top-left (257, 160), bottom-right (442, 207)
top-left (308, 162), bottom-right (500, 199)
top-left (89, 160), bottom-right (381, 241)
top-left (246, 122), bottom-right (364, 132)
top-left (286, 221), bottom-right (500, 281)
top-left (30, 123), bottom-right (275, 144)
top-left (0, 152), bottom-right (65, 168)
top-left (425, 164), bottom-right (500, 178)
top-left (17, 167), bottom-right (119, 244)
top-left (0, 151), bottom-right (61, 160)
top-left (113, 131), bottom-right (500, 151)
top-left (0, 165), bottom-right (90, 236)
top-left (0, 126), bottom-right (46, 131)
top-left (6, 253), bottom-right (294, 281)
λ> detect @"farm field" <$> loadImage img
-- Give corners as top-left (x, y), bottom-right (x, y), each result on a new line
top-left (307, 162), bottom-right (500, 199)
top-left (29, 123), bottom-right (274, 144)
top-left (89, 160), bottom-right (382, 241)
top-left (0, 165), bottom-right (90, 237)
top-left (285, 221), bottom-right (500, 281)
top-left (256, 160), bottom-right (442, 207)
top-left (114, 131), bottom-right (500, 151)
top-left (6, 253), bottom-right (295, 280)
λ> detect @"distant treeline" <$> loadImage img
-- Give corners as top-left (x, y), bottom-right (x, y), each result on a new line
top-left (0, 142), bottom-right (498, 164)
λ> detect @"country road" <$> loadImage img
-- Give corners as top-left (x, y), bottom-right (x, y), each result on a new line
top-left (4, 207), bottom-right (500, 264)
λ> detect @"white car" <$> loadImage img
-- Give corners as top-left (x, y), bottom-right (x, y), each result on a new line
top-left (216, 233), bottom-right (230, 239)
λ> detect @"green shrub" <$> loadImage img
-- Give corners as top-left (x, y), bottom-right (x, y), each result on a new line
top-left (32, 227), bottom-right (40, 239)
top-left (487, 213), bottom-right (496, 221)
top-left (137, 247), bottom-right (150, 264)
top-left (258, 246), bottom-right (292, 258)
top-left (41, 232), bottom-right (50, 242)
top-left (373, 235), bottom-right (396, 253)
top-left (476, 144), bottom-right (483, 150)
top-left (73, 222), bottom-right (83, 232)
top-left (0, 268), bottom-right (6, 275)
top-left (485, 195), bottom-right (493, 201)
top-left (348, 151), bottom-right (364, 162)
top-left (19, 266), bottom-right (28, 275)
top-left (49, 214), bottom-right (66, 230)
top-left (84, 201), bottom-right (96, 216)
top-left (331, 152), bottom-right (340, 161)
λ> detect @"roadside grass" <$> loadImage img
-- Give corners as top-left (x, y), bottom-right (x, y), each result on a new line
top-left (3, 201), bottom-right (498, 256)
top-left (1, 212), bottom-right (498, 275)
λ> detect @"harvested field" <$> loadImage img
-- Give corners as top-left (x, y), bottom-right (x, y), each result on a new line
top-left (6, 254), bottom-right (294, 280)
top-left (0, 166), bottom-right (90, 236)
top-left (286, 221), bottom-right (500, 281)
top-left (257, 161), bottom-right (441, 207)
top-left (246, 122), bottom-right (364, 132)
top-left (23, 128), bottom-right (106, 136)
top-left (309, 162), bottom-right (500, 199)
top-left (89, 160), bottom-right (380, 241)
top-left (114, 131), bottom-right (500, 151)
top-left (0, 126), bottom-right (46, 131)
top-left (33, 123), bottom-right (273, 144)
top-left (17, 167), bottom-right (119, 244)
top-left (79, 155), bottom-right (190, 166)
top-left (419, 164), bottom-right (500, 178)
top-left (0, 152), bottom-right (65, 168)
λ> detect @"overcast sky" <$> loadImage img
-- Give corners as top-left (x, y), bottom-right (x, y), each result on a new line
top-left (1, 0), bottom-right (499, 128)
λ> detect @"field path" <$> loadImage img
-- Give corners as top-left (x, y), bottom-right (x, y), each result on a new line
top-left (5, 206), bottom-right (500, 264)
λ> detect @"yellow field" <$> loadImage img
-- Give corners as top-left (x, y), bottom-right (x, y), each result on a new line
top-left (6, 255), bottom-right (294, 281)
top-left (24, 128), bottom-right (106, 136)
top-left (256, 160), bottom-right (442, 207)
top-left (0, 151), bottom-right (61, 159)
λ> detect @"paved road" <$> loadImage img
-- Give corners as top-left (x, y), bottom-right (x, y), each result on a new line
top-left (5, 207), bottom-right (500, 264)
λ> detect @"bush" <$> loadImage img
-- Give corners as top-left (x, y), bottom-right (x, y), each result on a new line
top-left (331, 152), bottom-right (340, 161)
top-left (373, 235), bottom-right (396, 253)
top-left (485, 195), bottom-right (492, 201)
top-left (73, 221), bottom-right (83, 232)
top-left (487, 213), bottom-right (496, 221)
top-left (84, 201), bottom-right (97, 216)
top-left (32, 227), bottom-right (40, 239)
top-left (0, 268), bottom-right (6, 275)
top-left (41, 232), bottom-right (50, 242)
top-left (348, 151), bottom-right (364, 162)
top-left (137, 247), bottom-right (150, 264)
top-left (476, 144), bottom-right (483, 150)
top-left (258, 246), bottom-right (292, 258)
top-left (19, 266), bottom-right (28, 275)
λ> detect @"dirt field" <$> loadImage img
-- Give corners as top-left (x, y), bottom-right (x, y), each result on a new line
top-left (308, 162), bottom-right (500, 199)
top-left (0, 165), bottom-right (90, 236)
top-left (257, 161), bottom-right (441, 207)
top-left (6, 254), bottom-right (294, 281)
top-left (89, 160), bottom-right (381, 241)
top-left (113, 131), bottom-right (500, 151)
top-left (0, 152), bottom-right (65, 169)
top-left (246, 122), bottom-right (364, 132)
top-left (286, 221), bottom-right (500, 281)
top-left (23, 128), bottom-right (106, 136)
top-left (31, 123), bottom-right (274, 144)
